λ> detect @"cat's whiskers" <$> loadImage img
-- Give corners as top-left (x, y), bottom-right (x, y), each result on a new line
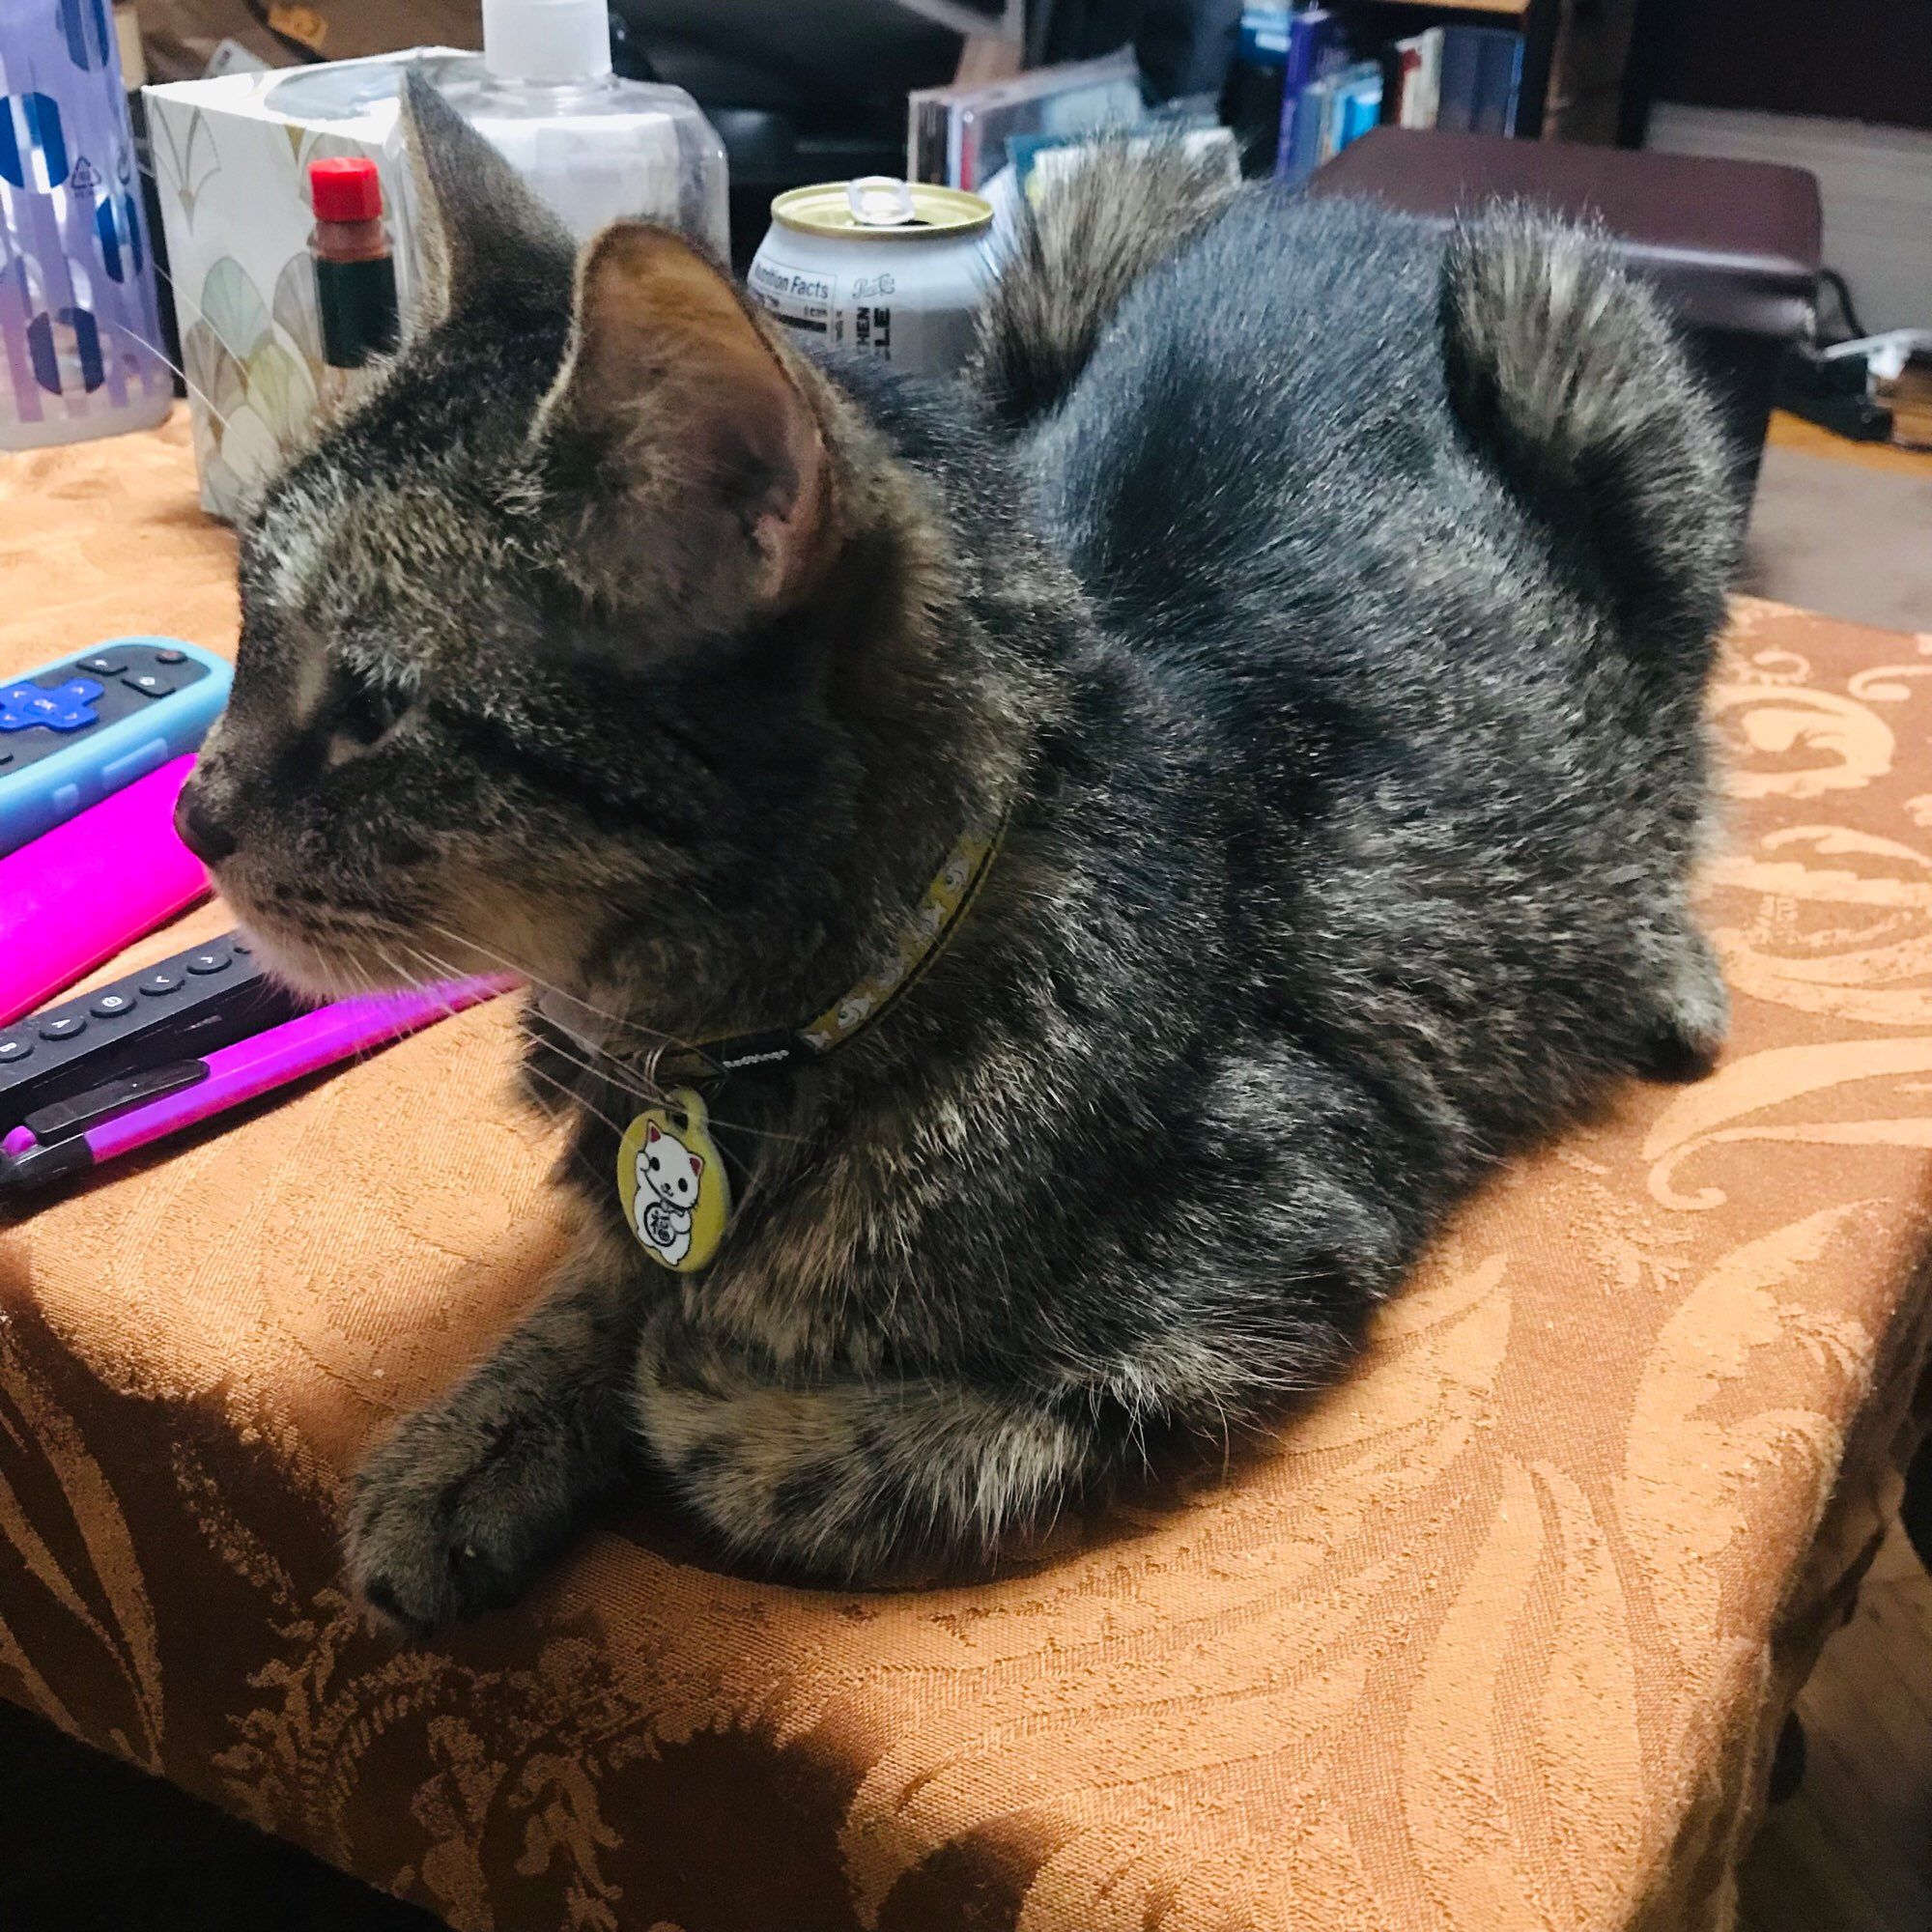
top-left (406, 937), bottom-right (779, 1147)
top-left (113, 314), bottom-right (237, 437)
top-left (514, 1012), bottom-right (668, 1110)
top-left (400, 928), bottom-right (666, 1091)
top-left (525, 1009), bottom-right (816, 1151)
top-left (516, 1051), bottom-right (638, 1144)
top-left (410, 926), bottom-right (816, 1149)
top-left (381, 947), bottom-right (553, 1136)
top-left (417, 919), bottom-right (701, 1057)
top-left (393, 939), bottom-right (641, 1142)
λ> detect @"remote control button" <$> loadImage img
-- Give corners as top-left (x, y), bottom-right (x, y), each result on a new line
top-left (3, 693), bottom-right (66, 730)
top-left (230, 937), bottom-right (253, 955)
top-left (154, 648), bottom-right (187, 665)
top-left (185, 949), bottom-right (231, 975)
top-left (11, 684), bottom-right (100, 732)
top-left (90, 991), bottom-right (136, 1017)
top-left (0, 750), bottom-right (13, 768)
top-left (0, 1037), bottom-right (31, 1064)
top-left (39, 1015), bottom-right (86, 1041)
top-left (138, 971), bottom-right (183, 996)
top-left (123, 671), bottom-right (177, 698)
top-left (78, 653), bottom-right (127, 675)
top-left (102, 738), bottom-right (168, 790)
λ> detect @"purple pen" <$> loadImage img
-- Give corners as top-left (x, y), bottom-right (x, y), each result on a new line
top-left (1, 975), bottom-right (516, 1197)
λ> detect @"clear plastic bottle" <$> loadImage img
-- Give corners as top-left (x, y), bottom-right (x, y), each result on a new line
top-left (439, 0), bottom-right (727, 258)
top-left (267, 2), bottom-right (728, 262)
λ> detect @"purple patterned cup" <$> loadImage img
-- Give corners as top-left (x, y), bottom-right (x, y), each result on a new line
top-left (1, 0), bottom-right (172, 448)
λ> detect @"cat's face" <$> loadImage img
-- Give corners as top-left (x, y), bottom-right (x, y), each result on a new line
top-left (175, 77), bottom-right (860, 1012)
top-left (638, 1122), bottom-right (703, 1208)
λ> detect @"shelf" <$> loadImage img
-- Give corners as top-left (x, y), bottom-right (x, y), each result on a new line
top-left (1358, 0), bottom-right (1532, 15)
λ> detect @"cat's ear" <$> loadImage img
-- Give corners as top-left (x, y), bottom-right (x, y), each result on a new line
top-left (539, 222), bottom-right (836, 613)
top-left (399, 69), bottom-right (572, 331)
top-left (689, 1153), bottom-right (704, 1178)
top-left (646, 1123), bottom-right (660, 1143)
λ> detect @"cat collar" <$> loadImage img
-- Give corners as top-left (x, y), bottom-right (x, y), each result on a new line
top-left (612, 797), bottom-right (1010, 1273)
top-left (640, 795), bottom-right (1012, 1094)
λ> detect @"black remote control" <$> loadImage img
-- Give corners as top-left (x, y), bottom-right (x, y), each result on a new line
top-left (0, 931), bottom-right (308, 1131)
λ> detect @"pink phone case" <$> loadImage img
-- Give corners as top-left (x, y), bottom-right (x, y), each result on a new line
top-left (0, 754), bottom-right (211, 1028)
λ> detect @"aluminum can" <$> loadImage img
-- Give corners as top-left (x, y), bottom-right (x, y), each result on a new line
top-left (748, 176), bottom-right (994, 378)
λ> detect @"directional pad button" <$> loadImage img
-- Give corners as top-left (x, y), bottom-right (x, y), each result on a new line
top-left (0, 676), bottom-right (102, 734)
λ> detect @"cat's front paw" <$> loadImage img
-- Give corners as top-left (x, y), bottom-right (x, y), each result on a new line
top-left (345, 1406), bottom-right (567, 1634)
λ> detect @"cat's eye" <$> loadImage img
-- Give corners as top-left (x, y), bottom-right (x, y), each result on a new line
top-left (323, 659), bottom-right (414, 765)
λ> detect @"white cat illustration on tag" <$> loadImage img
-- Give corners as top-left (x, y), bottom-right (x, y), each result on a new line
top-left (616, 1089), bottom-right (730, 1272)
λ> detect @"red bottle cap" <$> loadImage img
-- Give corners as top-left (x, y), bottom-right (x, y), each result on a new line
top-left (309, 156), bottom-right (384, 223)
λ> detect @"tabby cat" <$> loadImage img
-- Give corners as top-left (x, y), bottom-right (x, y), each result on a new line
top-left (175, 77), bottom-right (1737, 1629)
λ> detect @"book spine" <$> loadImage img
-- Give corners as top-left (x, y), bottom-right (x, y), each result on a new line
top-left (1344, 85), bottom-right (1380, 151)
top-left (1416, 28), bottom-right (1443, 129)
top-left (1383, 41), bottom-right (1422, 128)
top-left (1504, 35), bottom-right (1525, 136)
top-left (1332, 64), bottom-right (1383, 156)
top-left (1281, 7), bottom-right (1333, 93)
top-left (1278, 72), bottom-right (1332, 184)
top-left (904, 99), bottom-right (935, 185)
top-left (1471, 31), bottom-right (1521, 137)
top-left (1274, 81), bottom-right (1308, 182)
top-left (1272, 10), bottom-right (1334, 179)
top-left (1321, 75), bottom-right (1350, 163)
top-left (1436, 27), bottom-right (1480, 134)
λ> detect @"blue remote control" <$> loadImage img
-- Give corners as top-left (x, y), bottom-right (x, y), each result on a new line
top-left (0, 637), bottom-right (232, 859)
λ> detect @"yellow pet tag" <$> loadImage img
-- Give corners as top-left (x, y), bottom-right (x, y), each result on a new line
top-left (616, 1088), bottom-right (731, 1273)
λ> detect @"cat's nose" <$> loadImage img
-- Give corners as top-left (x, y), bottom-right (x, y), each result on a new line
top-left (174, 785), bottom-right (239, 867)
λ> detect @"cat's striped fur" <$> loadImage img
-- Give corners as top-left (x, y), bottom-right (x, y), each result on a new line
top-left (179, 78), bottom-right (1736, 1625)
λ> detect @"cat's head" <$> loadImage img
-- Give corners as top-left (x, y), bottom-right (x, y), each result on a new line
top-left (176, 75), bottom-right (972, 1032)
top-left (638, 1121), bottom-right (702, 1207)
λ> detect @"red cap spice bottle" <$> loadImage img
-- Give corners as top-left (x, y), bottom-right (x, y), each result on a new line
top-left (308, 157), bottom-right (399, 379)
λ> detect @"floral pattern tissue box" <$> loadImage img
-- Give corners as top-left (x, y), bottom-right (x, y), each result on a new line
top-left (147, 51), bottom-right (452, 520)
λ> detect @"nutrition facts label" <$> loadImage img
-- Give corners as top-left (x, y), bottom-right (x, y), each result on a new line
top-left (748, 257), bottom-right (833, 335)
top-left (747, 238), bottom-right (981, 376)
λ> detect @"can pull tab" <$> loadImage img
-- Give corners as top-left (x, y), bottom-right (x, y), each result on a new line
top-left (847, 176), bottom-right (918, 228)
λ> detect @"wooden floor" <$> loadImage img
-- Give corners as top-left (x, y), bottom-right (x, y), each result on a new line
top-left (1749, 412), bottom-right (1932, 636)
top-left (1740, 1520), bottom-right (1932, 1932)
top-left (1764, 409), bottom-right (1932, 481)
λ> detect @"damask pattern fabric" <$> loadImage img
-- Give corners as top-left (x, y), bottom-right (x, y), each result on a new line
top-left (1, 417), bottom-right (1928, 1932)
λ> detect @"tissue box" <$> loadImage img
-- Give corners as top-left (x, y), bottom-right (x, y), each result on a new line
top-left (147, 50), bottom-right (456, 520)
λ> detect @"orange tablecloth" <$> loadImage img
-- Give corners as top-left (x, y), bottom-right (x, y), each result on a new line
top-left (2, 413), bottom-right (1928, 1932)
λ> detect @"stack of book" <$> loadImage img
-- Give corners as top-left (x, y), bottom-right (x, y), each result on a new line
top-left (1384, 23), bottom-right (1524, 136)
top-left (1264, 7), bottom-right (1526, 185)
top-left (907, 48), bottom-right (1145, 191)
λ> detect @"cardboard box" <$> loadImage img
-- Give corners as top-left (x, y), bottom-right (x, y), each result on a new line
top-left (136, 1), bottom-right (481, 84)
top-left (147, 50), bottom-right (457, 519)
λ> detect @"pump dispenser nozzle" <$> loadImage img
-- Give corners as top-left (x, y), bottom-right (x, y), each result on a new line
top-left (481, 0), bottom-right (613, 85)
